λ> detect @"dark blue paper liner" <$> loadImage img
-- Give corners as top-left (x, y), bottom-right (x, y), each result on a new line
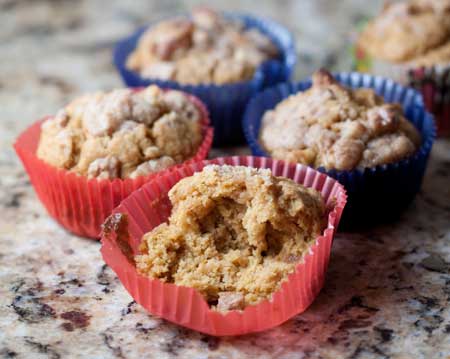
top-left (114, 13), bottom-right (296, 147)
top-left (243, 72), bottom-right (436, 228)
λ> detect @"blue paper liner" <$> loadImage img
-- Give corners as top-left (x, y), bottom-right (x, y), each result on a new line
top-left (243, 72), bottom-right (436, 228)
top-left (113, 13), bottom-right (296, 147)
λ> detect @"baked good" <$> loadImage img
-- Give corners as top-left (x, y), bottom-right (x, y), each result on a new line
top-left (135, 165), bottom-right (325, 311)
top-left (37, 86), bottom-right (203, 179)
top-left (126, 7), bottom-right (279, 84)
top-left (357, 0), bottom-right (450, 65)
top-left (259, 69), bottom-right (422, 171)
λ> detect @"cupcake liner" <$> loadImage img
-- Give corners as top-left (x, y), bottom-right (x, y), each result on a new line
top-left (243, 72), bottom-right (436, 228)
top-left (113, 13), bottom-right (296, 146)
top-left (100, 156), bottom-right (347, 336)
top-left (353, 42), bottom-right (450, 137)
top-left (14, 92), bottom-right (214, 239)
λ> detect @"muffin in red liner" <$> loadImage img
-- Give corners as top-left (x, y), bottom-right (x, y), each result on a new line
top-left (100, 156), bottom-right (347, 336)
top-left (14, 92), bottom-right (213, 239)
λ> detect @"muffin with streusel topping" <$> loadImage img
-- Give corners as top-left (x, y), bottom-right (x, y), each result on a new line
top-left (126, 8), bottom-right (279, 85)
top-left (15, 85), bottom-right (212, 238)
top-left (357, 0), bottom-right (450, 67)
top-left (259, 69), bottom-right (421, 171)
top-left (37, 85), bottom-right (205, 179)
top-left (243, 69), bottom-right (435, 226)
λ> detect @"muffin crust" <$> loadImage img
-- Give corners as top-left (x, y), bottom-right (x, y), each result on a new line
top-left (126, 8), bottom-right (279, 84)
top-left (135, 165), bottom-right (325, 311)
top-left (358, 0), bottom-right (450, 64)
top-left (37, 86), bottom-right (203, 179)
top-left (259, 69), bottom-right (421, 171)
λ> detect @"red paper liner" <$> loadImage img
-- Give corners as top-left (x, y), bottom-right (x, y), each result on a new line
top-left (14, 92), bottom-right (214, 239)
top-left (100, 156), bottom-right (347, 336)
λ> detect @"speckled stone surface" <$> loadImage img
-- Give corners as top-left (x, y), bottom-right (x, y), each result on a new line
top-left (1, 1), bottom-right (450, 358)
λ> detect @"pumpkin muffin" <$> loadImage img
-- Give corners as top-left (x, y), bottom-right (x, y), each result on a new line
top-left (357, 0), bottom-right (450, 66)
top-left (126, 7), bottom-right (279, 84)
top-left (37, 85), bottom-right (203, 179)
top-left (135, 165), bottom-right (326, 311)
top-left (259, 69), bottom-right (422, 171)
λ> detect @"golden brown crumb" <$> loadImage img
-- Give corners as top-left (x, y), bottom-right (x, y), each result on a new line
top-left (126, 8), bottom-right (279, 84)
top-left (259, 69), bottom-right (421, 171)
top-left (135, 165), bottom-right (326, 311)
top-left (37, 86), bottom-right (202, 179)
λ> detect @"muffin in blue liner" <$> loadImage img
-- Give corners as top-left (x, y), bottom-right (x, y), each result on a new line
top-left (243, 72), bottom-right (436, 228)
top-left (114, 12), bottom-right (296, 147)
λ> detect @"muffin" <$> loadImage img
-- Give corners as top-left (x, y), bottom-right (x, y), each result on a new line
top-left (100, 156), bottom-right (347, 335)
top-left (37, 85), bottom-right (203, 179)
top-left (15, 86), bottom-right (212, 238)
top-left (126, 8), bottom-right (279, 85)
top-left (355, 0), bottom-right (450, 136)
top-left (135, 164), bottom-right (325, 311)
top-left (259, 69), bottom-right (422, 171)
top-left (243, 70), bottom-right (435, 227)
top-left (357, 0), bottom-right (450, 66)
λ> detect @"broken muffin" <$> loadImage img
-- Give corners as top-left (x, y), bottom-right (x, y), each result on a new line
top-left (135, 164), bottom-right (326, 311)
top-left (37, 85), bottom-right (204, 179)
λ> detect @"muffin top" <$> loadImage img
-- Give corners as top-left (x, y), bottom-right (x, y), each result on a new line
top-left (126, 7), bottom-right (279, 85)
top-left (259, 69), bottom-right (421, 171)
top-left (135, 165), bottom-right (325, 311)
top-left (37, 86), bottom-right (203, 179)
top-left (357, 0), bottom-right (450, 64)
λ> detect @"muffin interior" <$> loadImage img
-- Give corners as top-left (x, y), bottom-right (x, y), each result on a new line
top-left (135, 165), bottom-right (326, 311)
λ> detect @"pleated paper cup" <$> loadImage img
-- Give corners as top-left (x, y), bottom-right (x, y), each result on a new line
top-left (114, 13), bottom-right (297, 146)
top-left (14, 92), bottom-right (213, 239)
top-left (100, 156), bottom-right (347, 336)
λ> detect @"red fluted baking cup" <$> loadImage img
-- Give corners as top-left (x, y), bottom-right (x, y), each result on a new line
top-left (100, 156), bottom-right (347, 336)
top-left (14, 92), bottom-right (213, 239)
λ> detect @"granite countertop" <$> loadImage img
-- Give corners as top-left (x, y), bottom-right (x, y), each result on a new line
top-left (1, 1), bottom-right (450, 358)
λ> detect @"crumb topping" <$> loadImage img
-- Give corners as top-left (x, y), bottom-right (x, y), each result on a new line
top-left (259, 69), bottom-right (421, 171)
top-left (135, 165), bottom-right (326, 310)
top-left (126, 7), bottom-right (279, 84)
top-left (37, 86), bottom-right (203, 179)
